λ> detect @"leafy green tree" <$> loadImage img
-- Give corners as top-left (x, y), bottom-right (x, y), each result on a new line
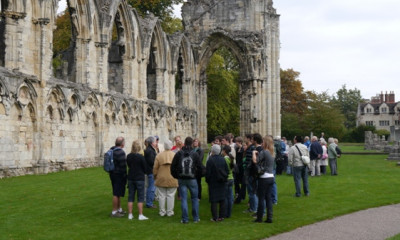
top-left (304, 91), bottom-right (346, 140)
top-left (53, 10), bottom-right (72, 57)
top-left (332, 85), bottom-right (363, 129)
top-left (127, 0), bottom-right (183, 33)
top-left (128, 0), bottom-right (183, 21)
top-left (161, 16), bottom-right (183, 34)
top-left (281, 113), bottom-right (305, 140)
top-left (350, 125), bottom-right (376, 142)
top-left (206, 48), bottom-right (240, 142)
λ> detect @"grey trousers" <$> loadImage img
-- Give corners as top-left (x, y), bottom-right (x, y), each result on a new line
top-left (329, 158), bottom-right (337, 175)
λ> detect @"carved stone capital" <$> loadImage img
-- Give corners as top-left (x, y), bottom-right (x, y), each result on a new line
top-left (95, 42), bottom-right (108, 48)
top-left (2, 11), bottom-right (27, 20)
top-left (32, 18), bottom-right (50, 25)
top-left (78, 38), bottom-right (92, 44)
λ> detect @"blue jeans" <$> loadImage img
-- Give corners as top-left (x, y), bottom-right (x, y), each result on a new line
top-left (146, 174), bottom-right (155, 207)
top-left (293, 166), bottom-right (309, 196)
top-left (178, 179), bottom-right (199, 222)
top-left (247, 176), bottom-right (258, 212)
top-left (225, 179), bottom-right (234, 218)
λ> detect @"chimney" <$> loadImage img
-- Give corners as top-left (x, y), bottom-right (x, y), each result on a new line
top-left (388, 91), bottom-right (395, 103)
top-left (380, 91), bottom-right (384, 103)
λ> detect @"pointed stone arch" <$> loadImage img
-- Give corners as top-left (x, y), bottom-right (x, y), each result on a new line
top-left (106, 1), bottom-right (140, 95)
top-left (171, 34), bottom-right (195, 108)
top-left (145, 21), bottom-right (167, 101)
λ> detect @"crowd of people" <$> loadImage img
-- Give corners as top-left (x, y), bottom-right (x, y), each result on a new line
top-left (107, 132), bottom-right (342, 224)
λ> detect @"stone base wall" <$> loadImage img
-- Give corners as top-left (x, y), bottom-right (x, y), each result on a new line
top-left (0, 68), bottom-right (197, 178)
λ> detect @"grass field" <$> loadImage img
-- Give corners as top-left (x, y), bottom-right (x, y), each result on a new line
top-left (1, 153), bottom-right (400, 240)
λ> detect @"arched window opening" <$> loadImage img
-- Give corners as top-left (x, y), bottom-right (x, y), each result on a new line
top-left (0, 1), bottom-right (6, 67)
top-left (52, 2), bottom-right (76, 82)
top-left (147, 36), bottom-right (157, 100)
top-left (108, 12), bottom-right (125, 93)
top-left (175, 48), bottom-right (184, 106)
top-left (206, 46), bottom-right (240, 142)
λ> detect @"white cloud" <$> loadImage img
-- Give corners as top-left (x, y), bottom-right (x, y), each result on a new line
top-left (275, 0), bottom-right (400, 100)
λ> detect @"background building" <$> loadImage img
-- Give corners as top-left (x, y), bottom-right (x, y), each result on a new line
top-left (357, 91), bottom-right (400, 141)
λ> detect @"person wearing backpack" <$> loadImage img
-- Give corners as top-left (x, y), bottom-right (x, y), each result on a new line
top-left (108, 137), bottom-right (127, 218)
top-left (170, 137), bottom-right (202, 223)
top-left (206, 144), bottom-right (229, 222)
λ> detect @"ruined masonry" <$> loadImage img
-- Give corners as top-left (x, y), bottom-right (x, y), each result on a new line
top-left (0, 0), bottom-right (281, 177)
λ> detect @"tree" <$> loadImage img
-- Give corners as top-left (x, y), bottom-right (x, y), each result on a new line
top-left (53, 10), bottom-right (72, 57)
top-left (161, 16), bottom-right (183, 34)
top-left (332, 85), bottom-right (363, 129)
top-left (127, 0), bottom-right (184, 33)
top-left (206, 48), bottom-right (240, 142)
top-left (128, 0), bottom-right (183, 22)
top-left (304, 91), bottom-right (346, 140)
top-left (280, 69), bottom-right (307, 115)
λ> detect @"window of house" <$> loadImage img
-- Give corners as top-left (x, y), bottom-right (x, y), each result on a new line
top-left (395, 120), bottom-right (400, 126)
top-left (366, 108), bottom-right (372, 113)
top-left (366, 121), bottom-right (374, 126)
top-left (381, 107), bottom-right (387, 113)
top-left (379, 120), bottom-right (390, 126)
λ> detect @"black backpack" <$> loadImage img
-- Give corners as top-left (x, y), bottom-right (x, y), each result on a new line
top-left (179, 151), bottom-right (195, 178)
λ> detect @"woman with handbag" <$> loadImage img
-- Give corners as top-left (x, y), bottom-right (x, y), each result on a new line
top-left (252, 135), bottom-right (275, 223)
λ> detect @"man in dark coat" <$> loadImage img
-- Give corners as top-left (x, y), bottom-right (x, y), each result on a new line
top-left (109, 137), bottom-right (127, 217)
top-left (144, 136), bottom-right (157, 208)
top-left (310, 136), bottom-right (323, 176)
top-left (171, 137), bottom-right (202, 223)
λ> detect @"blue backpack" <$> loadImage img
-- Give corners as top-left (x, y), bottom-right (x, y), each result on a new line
top-left (103, 147), bottom-right (121, 172)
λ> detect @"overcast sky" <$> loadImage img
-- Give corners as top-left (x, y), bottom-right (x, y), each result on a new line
top-left (58, 0), bottom-right (400, 101)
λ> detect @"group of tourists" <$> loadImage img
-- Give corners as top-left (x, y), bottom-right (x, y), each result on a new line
top-left (106, 132), bottom-right (341, 224)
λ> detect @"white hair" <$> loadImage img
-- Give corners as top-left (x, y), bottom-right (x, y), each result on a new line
top-left (164, 139), bottom-right (173, 150)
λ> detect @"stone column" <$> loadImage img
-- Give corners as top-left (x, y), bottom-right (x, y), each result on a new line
top-left (2, 11), bottom-right (26, 71)
top-left (156, 68), bottom-right (167, 102)
top-left (32, 18), bottom-right (51, 87)
top-left (95, 42), bottom-right (109, 92)
top-left (76, 38), bottom-right (92, 86)
top-left (198, 77), bottom-right (208, 146)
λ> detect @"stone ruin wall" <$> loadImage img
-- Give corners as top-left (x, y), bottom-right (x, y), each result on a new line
top-left (0, 0), bottom-right (280, 178)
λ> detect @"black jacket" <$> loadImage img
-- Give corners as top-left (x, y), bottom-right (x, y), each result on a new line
top-left (110, 146), bottom-right (127, 174)
top-left (170, 146), bottom-right (202, 179)
top-left (310, 141), bottom-right (323, 160)
top-left (144, 145), bottom-right (157, 174)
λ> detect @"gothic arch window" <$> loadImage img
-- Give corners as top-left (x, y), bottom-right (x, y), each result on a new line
top-left (147, 36), bottom-right (157, 100)
top-left (175, 47), bottom-right (184, 106)
top-left (53, 4), bottom-right (75, 81)
top-left (108, 11), bottom-right (125, 93)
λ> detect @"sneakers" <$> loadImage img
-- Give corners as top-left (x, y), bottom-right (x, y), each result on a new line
top-left (138, 215), bottom-right (149, 220)
top-left (180, 220), bottom-right (188, 224)
top-left (193, 219), bottom-right (200, 223)
top-left (128, 214), bottom-right (133, 220)
top-left (118, 209), bottom-right (127, 215)
top-left (110, 212), bottom-right (125, 218)
top-left (146, 205), bottom-right (157, 209)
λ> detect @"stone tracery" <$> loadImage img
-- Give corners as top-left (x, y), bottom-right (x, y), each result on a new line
top-left (0, 0), bottom-right (280, 177)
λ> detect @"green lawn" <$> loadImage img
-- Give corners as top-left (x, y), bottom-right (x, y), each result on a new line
top-left (1, 154), bottom-right (400, 240)
top-left (340, 145), bottom-right (382, 153)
